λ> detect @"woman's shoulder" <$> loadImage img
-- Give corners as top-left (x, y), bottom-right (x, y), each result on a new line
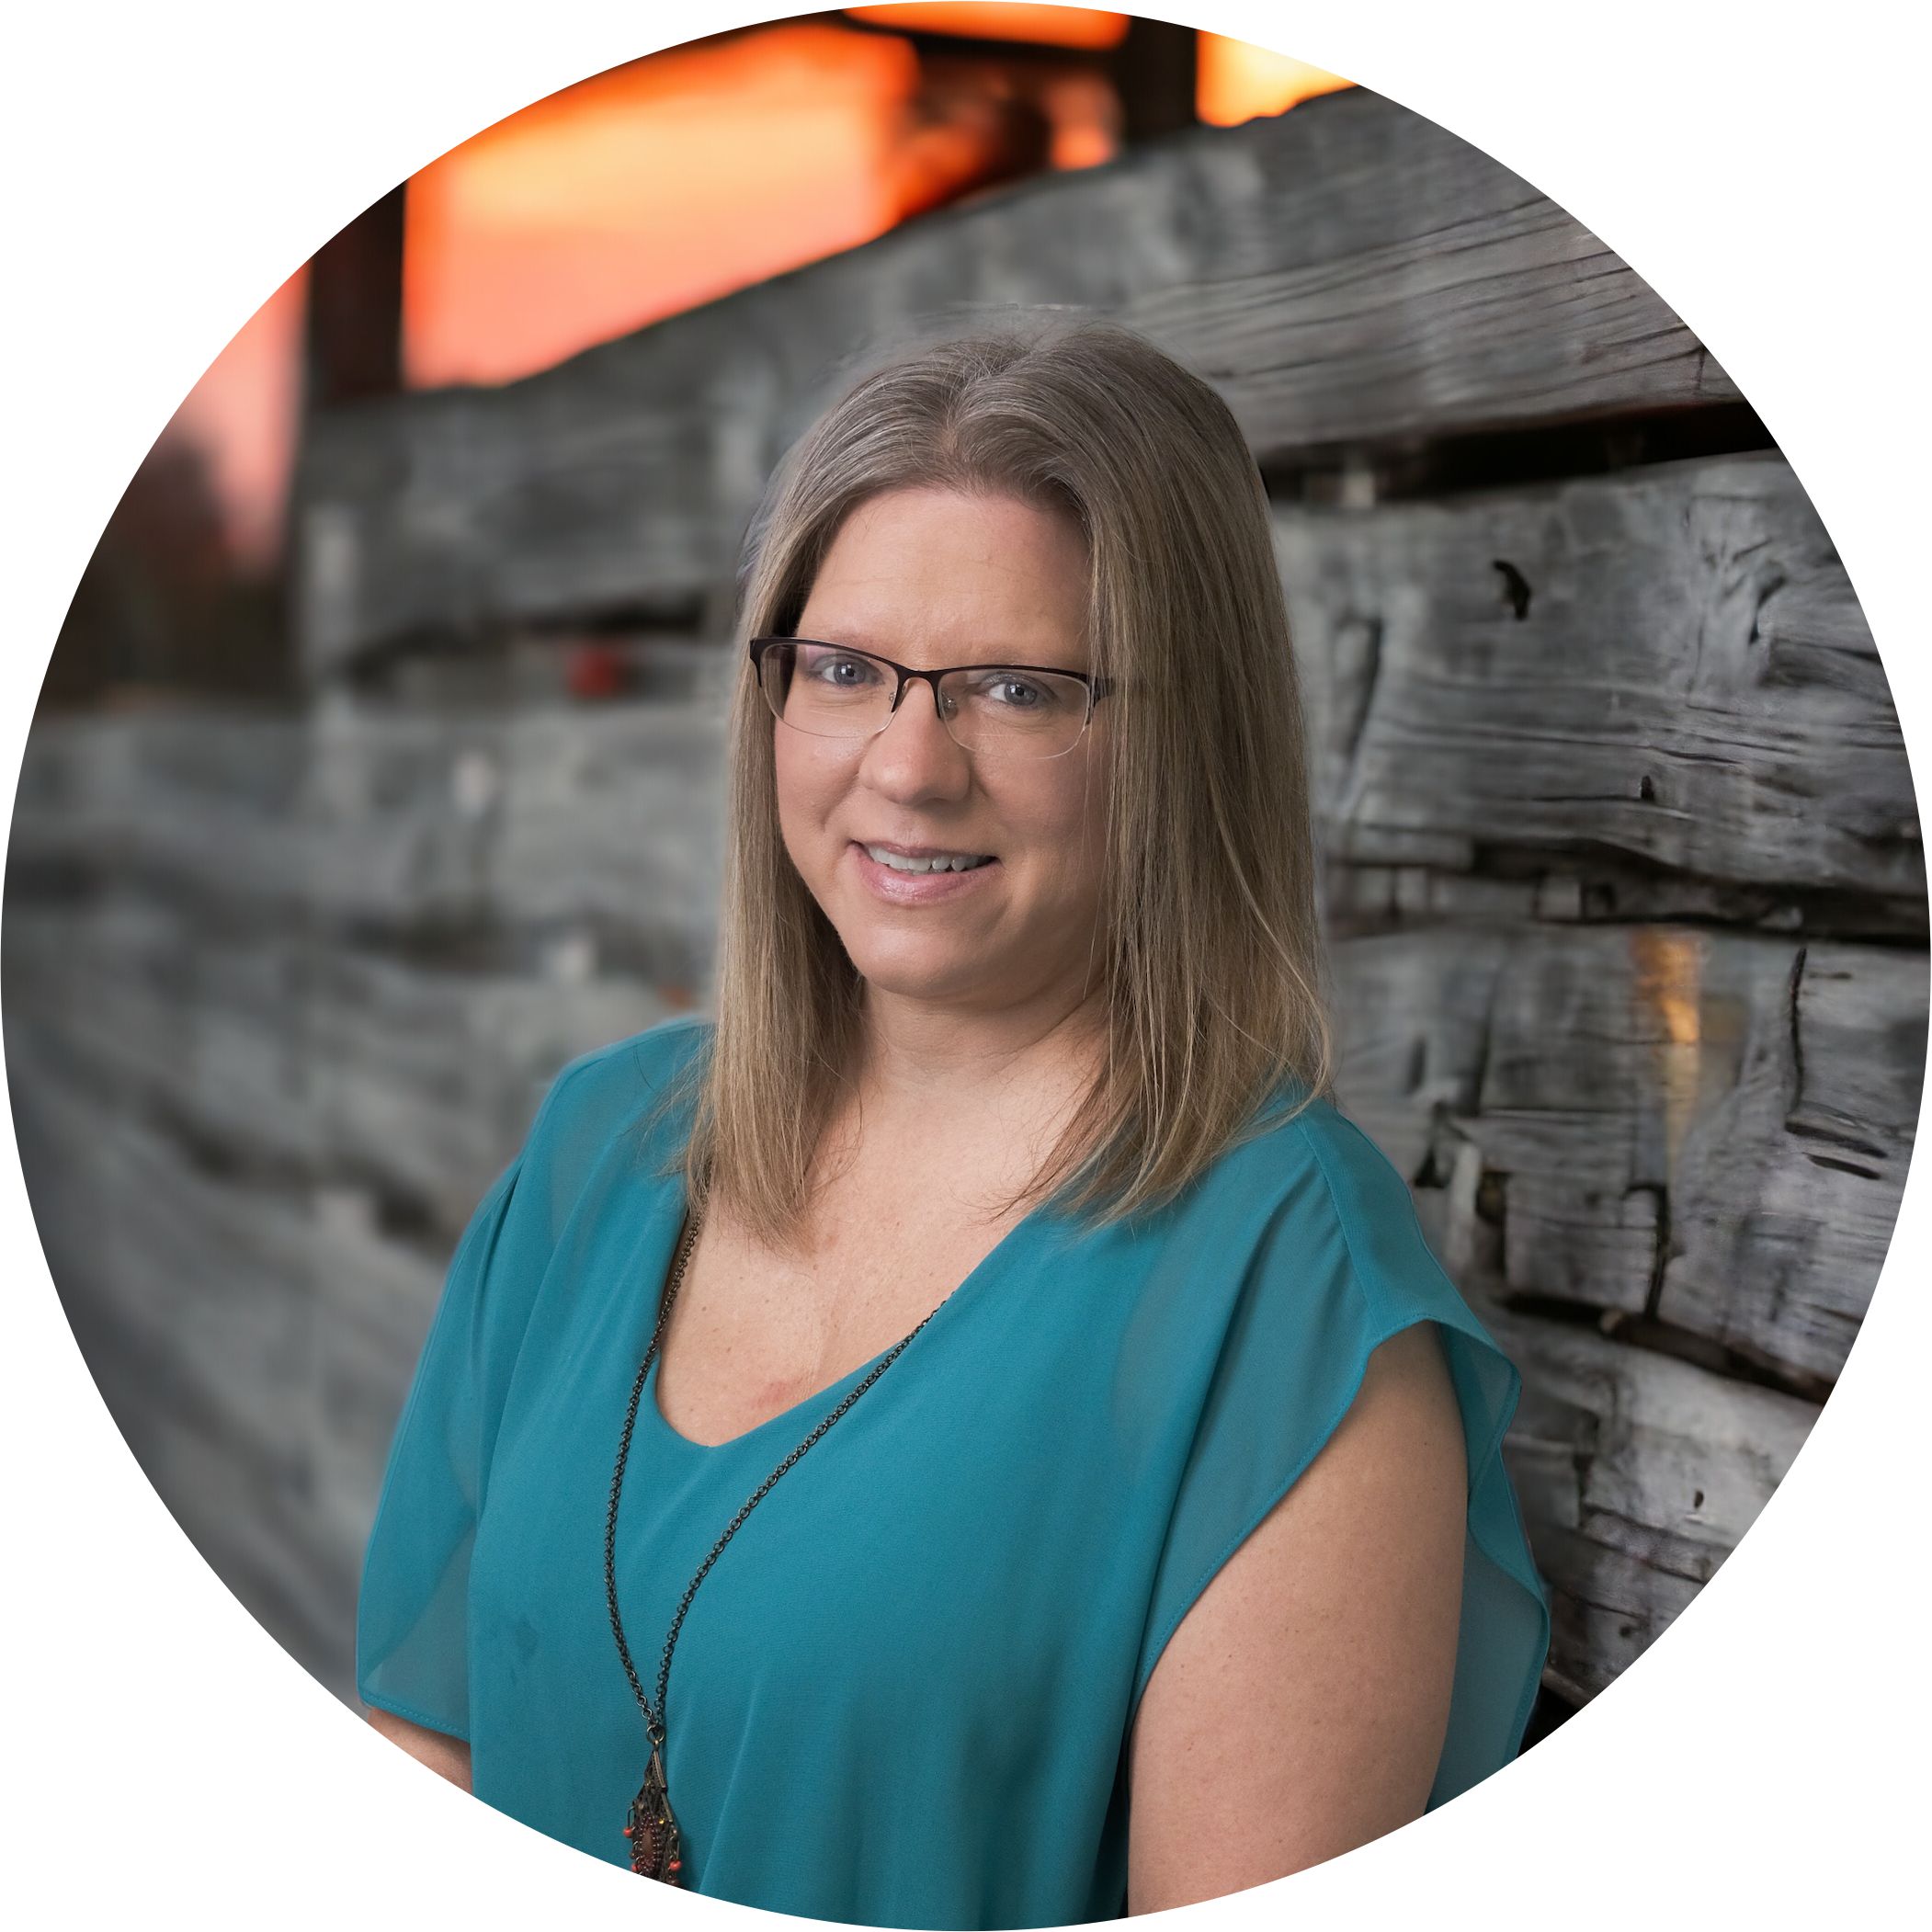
top-left (519, 1012), bottom-right (714, 1171)
top-left (1262, 1090), bottom-right (1421, 1227)
top-left (1211, 1083), bottom-right (1413, 1212)
top-left (545, 1010), bottom-right (713, 1104)
top-left (1199, 1086), bottom-right (1464, 1336)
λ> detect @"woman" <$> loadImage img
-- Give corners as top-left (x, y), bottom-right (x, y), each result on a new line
top-left (356, 314), bottom-right (1551, 1928)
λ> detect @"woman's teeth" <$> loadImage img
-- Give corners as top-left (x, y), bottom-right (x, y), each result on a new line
top-left (864, 845), bottom-right (993, 874)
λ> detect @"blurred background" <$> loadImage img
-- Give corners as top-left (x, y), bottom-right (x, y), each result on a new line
top-left (43, 6), bottom-right (1347, 702)
top-left (6, 5), bottom-right (1923, 1764)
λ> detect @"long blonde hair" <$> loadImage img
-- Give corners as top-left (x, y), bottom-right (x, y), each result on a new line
top-left (658, 312), bottom-right (1335, 1245)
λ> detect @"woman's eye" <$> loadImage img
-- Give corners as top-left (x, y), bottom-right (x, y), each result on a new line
top-left (985, 676), bottom-right (1049, 708)
top-left (966, 679), bottom-right (1058, 710)
top-left (813, 653), bottom-right (875, 685)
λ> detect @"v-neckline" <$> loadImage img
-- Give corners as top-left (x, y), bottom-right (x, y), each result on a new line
top-left (641, 1192), bottom-right (1054, 1459)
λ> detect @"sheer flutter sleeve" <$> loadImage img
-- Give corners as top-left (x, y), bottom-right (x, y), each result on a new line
top-left (353, 1020), bottom-right (704, 1743)
top-left (1129, 1104), bottom-right (1553, 1808)
top-left (353, 1152), bottom-right (528, 1742)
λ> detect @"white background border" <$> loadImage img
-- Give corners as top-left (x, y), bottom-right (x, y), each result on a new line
top-left (3, 3), bottom-right (1924, 1924)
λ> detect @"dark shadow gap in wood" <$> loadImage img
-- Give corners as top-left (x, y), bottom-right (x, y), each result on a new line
top-left (1490, 1286), bottom-right (1838, 1407)
top-left (1259, 400), bottom-right (1778, 506)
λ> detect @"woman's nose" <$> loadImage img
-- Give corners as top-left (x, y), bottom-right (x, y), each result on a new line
top-left (859, 677), bottom-right (971, 794)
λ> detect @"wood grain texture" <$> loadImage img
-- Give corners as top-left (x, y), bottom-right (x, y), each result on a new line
top-left (292, 85), bottom-right (1733, 674)
top-left (1656, 940), bottom-right (1926, 1378)
top-left (1332, 922), bottom-right (1920, 1385)
top-left (25, 455), bottom-right (1921, 938)
top-left (1475, 1288), bottom-right (1818, 1701)
top-left (12, 678), bottom-right (1915, 1389)
top-left (4, 899), bottom-right (679, 1234)
top-left (7, 695), bottom-right (728, 958)
top-left (1281, 450), bottom-right (1921, 919)
top-left (12, 65), bottom-right (1916, 1735)
top-left (9, 1025), bottom-right (445, 1700)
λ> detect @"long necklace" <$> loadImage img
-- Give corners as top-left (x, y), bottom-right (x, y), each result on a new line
top-left (603, 1202), bottom-right (947, 1884)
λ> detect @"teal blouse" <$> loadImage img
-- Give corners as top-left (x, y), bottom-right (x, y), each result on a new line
top-left (357, 1016), bottom-right (1551, 1928)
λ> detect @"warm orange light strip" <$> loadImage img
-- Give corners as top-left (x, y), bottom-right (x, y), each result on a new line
top-left (403, 24), bottom-right (920, 389)
top-left (845, 5), bottom-right (1129, 49)
top-left (170, 265), bottom-right (308, 569)
top-left (1197, 34), bottom-right (1354, 126)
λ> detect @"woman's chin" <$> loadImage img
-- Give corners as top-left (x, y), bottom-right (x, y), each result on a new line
top-left (846, 945), bottom-right (1007, 1008)
top-left (853, 966), bottom-right (986, 1006)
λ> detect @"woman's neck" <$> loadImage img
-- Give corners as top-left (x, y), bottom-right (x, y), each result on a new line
top-left (807, 986), bottom-right (1104, 1220)
top-left (780, 982), bottom-right (1109, 1241)
top-left (851, 980), bottom-right (1107, 1121)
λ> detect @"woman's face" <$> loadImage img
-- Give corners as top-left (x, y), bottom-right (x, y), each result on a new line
top-left (774, 485), bottom-right (1108, 1023)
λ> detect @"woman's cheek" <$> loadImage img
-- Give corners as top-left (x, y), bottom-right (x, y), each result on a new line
top-left (772, 747), bottom-right (820, 869)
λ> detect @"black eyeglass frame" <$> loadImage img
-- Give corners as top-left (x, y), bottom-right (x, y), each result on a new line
top-left (747, 636), bottom-right (1115, 755)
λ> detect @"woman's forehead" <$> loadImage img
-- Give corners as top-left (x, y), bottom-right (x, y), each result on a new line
top-left (816, 488), bottom-right (1084, 580)
top-left (798, 490), bottom-right (1089, 650)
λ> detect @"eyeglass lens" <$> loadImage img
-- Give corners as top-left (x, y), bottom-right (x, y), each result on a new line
top-left (758, 642), bottom-right (1092, 756)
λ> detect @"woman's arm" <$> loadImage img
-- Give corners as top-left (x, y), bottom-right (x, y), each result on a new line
top-left (1125, 1321), bottom-right (1467, 1914)
top-left (366, 1705), bottom-right (474, 1793)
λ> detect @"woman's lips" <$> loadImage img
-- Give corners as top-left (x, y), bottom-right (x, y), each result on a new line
top-left (848, 842), bottom-right (1000, 905)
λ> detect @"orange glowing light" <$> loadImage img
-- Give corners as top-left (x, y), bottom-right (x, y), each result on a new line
top-left (1040, 67), bottom-right (1119, 169)
top-left (845, 6), bottom-right (1129, 48)
top-left (170, 264), bottom-right (308, 569)
top-left (404, 24), bottom-right (920, 390)
top-left (1196, 34), bottom-right (1353, 127)
top-left (1630, 927), bottom-right (1707, 1168)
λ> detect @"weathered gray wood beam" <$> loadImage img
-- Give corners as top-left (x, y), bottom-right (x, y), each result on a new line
top-left (1334, 922), bottom-right (1920, 1386)
top-left (1281, 450), bottom-right (1921, 923)
top-left (1478, 1289), bottom-right (1818, 1703)
top-left (292, 85), bottom-right (1735, 675)
top-left (5, 899), bottom-right (680, 1236)
top-left (35, 445), bottom-right (1926, 949)
top-left (10, 1035), bottom-right (447, 1701)
top-left (6, 698), bottom-right (728, 958)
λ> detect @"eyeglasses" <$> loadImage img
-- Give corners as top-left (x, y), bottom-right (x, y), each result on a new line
top-left (749, 637), bottom-right (1112, 760)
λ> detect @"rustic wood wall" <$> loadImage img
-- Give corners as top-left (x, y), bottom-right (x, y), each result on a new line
top-left (6, 85), bottom-right (1920, 1723)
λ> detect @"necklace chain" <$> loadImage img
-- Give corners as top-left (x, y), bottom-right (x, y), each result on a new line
top-left (602, 1199), bottom-right (945, 1873)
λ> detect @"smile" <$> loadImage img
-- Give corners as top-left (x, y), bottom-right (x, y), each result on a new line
top-left (848, 842), bottom-right (1001, 905)
top-left (862, 844), bottom-right (994, 874)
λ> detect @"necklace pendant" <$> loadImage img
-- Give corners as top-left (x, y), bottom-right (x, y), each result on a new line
top-left (623, 1742), bottom-right (685, 1885)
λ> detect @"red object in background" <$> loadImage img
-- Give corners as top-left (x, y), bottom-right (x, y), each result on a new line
top-left (564, 641), bottom-right (630, 700)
